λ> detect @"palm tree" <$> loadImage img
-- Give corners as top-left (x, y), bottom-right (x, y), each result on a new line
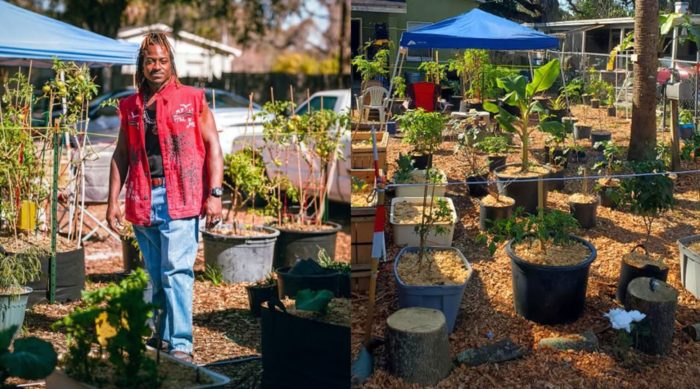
top-left (628, 0), bottom-right (659, 161)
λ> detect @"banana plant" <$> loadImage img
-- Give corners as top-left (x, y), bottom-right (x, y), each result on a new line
top-left (484, 59), bottom-right (564, 171)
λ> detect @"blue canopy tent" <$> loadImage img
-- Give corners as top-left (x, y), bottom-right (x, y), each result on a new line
top-left (388, 9), bottom-right (561, 110)
top-left (0, 0), bottom-right (138, 66)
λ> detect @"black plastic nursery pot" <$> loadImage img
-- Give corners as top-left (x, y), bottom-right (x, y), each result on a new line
top-left (616, 246), bottom-right (669, 304)
top-left (607, 106), bottom-right (617, 117)
top-left (597, 182), bottom-right (621, 209)
top-left (547, 166), bottom-right (565, 191)
top-left (121, 236), bottom-right (143, 273)
top-left (543, 147), bottom-right (568, 168)
top-left (411, 153), bottom-right (430, 170)
top-left (272, 222), bottom-right (341, 270)
top-left (261, 301), bottom-right (350, 389)
top-left (590, 130), bottom-right (612, 151)
top-left (562, 117), bottom-right (578, 133)
top-left (569, 199), bottom-right (598, 229)
top-left (24, 247), bottom-right (85, 307)
top-left (487, 155), bottom-right (507, 172)
top-left (466, 173), bottom-right (489, 197)
top-left (246, 283), bottom-right (278, 318)
top-left (506, 235), bottom-right (597, 325)
top-left (479, 197), bottom-right (515, 231)
top-left (494, 164), bottom-right (551, 215)
top-left (574, 124), bottom-right (592, 140)
top-left (276, 265), bottom-right (350, 299)
top-left (590, 99), bottom-right (600, 109)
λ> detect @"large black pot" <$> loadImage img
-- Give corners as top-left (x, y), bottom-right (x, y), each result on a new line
top-left (494, 164), bottom-right (550, 215)
top-left (411, 153), bottom-right (430, 170)
top-left (487, 155), bottom-right (507, 172)
top-left (616, 245), bottom-right (669, 304)
top-left (479, 197), bottom-right (515, 231)
top-left (590, 130), bottom-right (612, 151)
top-left (590, 99), bottom-right (600, 109)
top-left (261, 300), bottom-right (350, 389)
top-left (574, 124), bottom-right (592, 140)
top-left (507, 235), bottom-right (597, 324)
top-left (272, 222), bottom-right (341, 269)
top-left (607, 106), bottom-right (617, 117)
top-left (276, 264), bottom-right (350, 299)
top-left (569, 198), bottom-right (598, 229)
top-left (547, 167), bottom-right (565, 191)
top-left (466, 173), bottom-right (489, 197)
top-left (23, 247), bottom-right (85, 307)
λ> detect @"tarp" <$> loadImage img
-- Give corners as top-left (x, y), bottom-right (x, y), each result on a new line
top-left (399, 8), bottom-right (558, 50)
top-left (0, 0), bottom-right (138, 66)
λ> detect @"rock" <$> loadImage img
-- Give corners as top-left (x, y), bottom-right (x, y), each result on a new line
top-left (455, 338), bottom-right (525, 367)
top-left (538, 331), bottom-right (598, 352)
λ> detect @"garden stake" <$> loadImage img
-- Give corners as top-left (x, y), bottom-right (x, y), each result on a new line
top-left (352, 126), bottom-right (385, 384)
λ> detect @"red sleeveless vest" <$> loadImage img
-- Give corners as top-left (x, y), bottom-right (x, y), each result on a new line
top-left (119, 81), bottom-right (207, 226)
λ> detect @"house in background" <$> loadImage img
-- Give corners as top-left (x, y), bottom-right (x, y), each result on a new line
top-left (118, 23), bottom-right (241, 81)
top-left (351, 0), bottom-right (482, 84)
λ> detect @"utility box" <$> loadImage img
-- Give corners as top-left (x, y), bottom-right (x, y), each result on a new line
top-left (665, 81), bottom-right (695, 101)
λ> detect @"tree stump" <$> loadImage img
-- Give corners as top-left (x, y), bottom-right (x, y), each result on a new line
top-left (387, 307), bottom-right (451, 386)
top-left (625, 277), bottom-right (678, 355)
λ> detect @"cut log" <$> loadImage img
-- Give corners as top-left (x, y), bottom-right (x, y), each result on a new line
top-left (683, 323), bottom-right (700, 341)
top-left (455, 338), bottom-right (525, 366)
top-left (538, 331), bottom-right (598, 352)
top-left (625, 277), bottom-right (679, 355)
top-left (386, 307), bottom-right (451, 387)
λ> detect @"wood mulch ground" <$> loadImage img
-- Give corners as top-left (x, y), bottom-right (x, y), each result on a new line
top-left (352, 105), bottom-right (700, 388)
top-left (20, 202), bottom-right (350, 388)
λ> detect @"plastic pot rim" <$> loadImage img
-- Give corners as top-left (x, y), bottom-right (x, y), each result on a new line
top-left (275, 266), bottom-right (342, 279)
top-left (393, 246), bottom-right (473, 289)
top-left (494, 163), bottom-right (552, 181)
top-left (270, 221), bottom-right (342, 235)
top-left (201, 225), bottom-right (280, 241)
top-left (506, 234), bottom-right (597, 271)
top-left (390, 197), bottom-right (458, 226)
top-left (0, 286), bottom-right (33, 298)
top-left (678, 235), bottom-right (700, 265)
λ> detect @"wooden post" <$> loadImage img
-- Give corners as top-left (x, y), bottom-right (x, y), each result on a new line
top-left (671, 99), bottom-right (680, 171)
top-left (625, 277), bottom-right (678, 355)
top-left (537, 177), bottom-right (545, 216)
top-left (387, 307), bottom-right (451, 386)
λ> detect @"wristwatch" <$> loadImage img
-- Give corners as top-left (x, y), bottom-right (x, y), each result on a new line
top-left (210, 187), bottom-right (223, 198)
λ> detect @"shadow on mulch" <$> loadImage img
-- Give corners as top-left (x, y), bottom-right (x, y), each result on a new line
top-left (23, 309), bottom-right (65, 332)
top-left (204, 357), bottom-right (262, 389)
top-left (193, 308), bottom-right (262, 353)
top-left (86, 271), bottom-right (128, 284)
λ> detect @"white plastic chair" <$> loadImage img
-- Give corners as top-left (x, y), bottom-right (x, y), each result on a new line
top-left (356, 86), bottom-right (389, 124)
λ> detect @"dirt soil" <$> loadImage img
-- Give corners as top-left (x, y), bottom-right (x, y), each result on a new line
top-left (19, 203), bottom-right (349, 389)
top-left (352, 104), bottom-right (700, 388)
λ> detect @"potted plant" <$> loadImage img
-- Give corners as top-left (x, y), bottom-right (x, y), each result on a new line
top-left (568, 167), bottom-right (598, 229)
top-left (351, 44), bottom-right (389, 91)
top-left (390, 75), bottom-right (407, 118)
top-left (276, 248), bottom-right (350, 299)
top-left (454, 124), bottom-right (489, 197)
top-left (547, 94), bottom-right (568, 120)
top-left (350, 169), bottom-right (377, 293)
top-left (481, 209), bottom-right (596, 324)
top-left (484, 59), bottom-right (564, 214)
top-left (615, 159), bottom-right (674, 303)
top-left (0, 246), bottom-right (42, 333)
top-left (390, 196), bottom-right (457, 247)
top-left (49, 269), bottom-right (229, 388)
top-left (259, 103), bottom-right (347, 268)
top-left (0, 325), bottom-right (57, 386)
top-left (202, 147), bottom-right (280, 283)
top-left (418, 60), bottom-right (447, 85)
top-left (478, 182), bottom-right (515, 231)
top-left (396, 108), bottom-right (445, 169)
top-left (592, 140), bottom-right (624, 208)
top-left (679, 109), bottom-right (695, 139)
top-left (475, 134), bottom-right (510, 173)
top-left (448, 49), bottom-right (490, 110)
top-left (540, 113), bottom-right (569, 191)
top-left (393, 154), bottom-right (448, 198)
top-left (245, 273), bottom-right (278, 318)
top-left (605, 83), bottom-right (617, 117)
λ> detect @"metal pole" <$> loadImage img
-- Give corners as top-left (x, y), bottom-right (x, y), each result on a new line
top-left (50, 133), bottom-right (60, 304)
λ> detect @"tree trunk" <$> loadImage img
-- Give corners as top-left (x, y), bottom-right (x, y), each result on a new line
top-left (387, 307), bottom-right (451, 387)
top-left (628, 0), bottom-right (660, 161)
top-left (625, 277), bottom-right (678, 355)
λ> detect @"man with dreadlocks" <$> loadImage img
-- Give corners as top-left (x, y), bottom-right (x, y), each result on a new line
top-left (106, 32), bottom-right (224, 362)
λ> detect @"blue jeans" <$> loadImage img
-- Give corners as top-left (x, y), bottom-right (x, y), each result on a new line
top-left (133, 183), bottom-right (199, 354)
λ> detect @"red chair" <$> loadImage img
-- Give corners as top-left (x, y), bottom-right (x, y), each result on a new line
top-left (408, 82), bottom-right (440, 112)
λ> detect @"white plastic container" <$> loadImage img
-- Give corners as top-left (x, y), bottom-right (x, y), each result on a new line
top-left (678, 235), bottom-right (700, 299)
top-left (395, 169), bottom-right (448, 198)
top-left (390, 197), bottom-right (457, 247)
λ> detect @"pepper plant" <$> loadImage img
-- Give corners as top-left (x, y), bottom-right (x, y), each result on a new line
top-left (484, 59), bottom-right (564, 171)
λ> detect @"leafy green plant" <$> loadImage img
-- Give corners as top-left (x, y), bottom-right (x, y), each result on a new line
top-left (560, 77), bottom-right (584, 104)
top-left (201, 264), bottom-right (224, 286)
top-left (414, 196), bottom-right (453, 258)
top-left (418, 61), bottom-right (447, 84)
top-left (0, 325), bottom-right (57, 386)
top-left (396, 109), bottom-right (445, 156)
top-left (223, 148), bottom-right (268, 234)
top-left (252, 272), bottom-right (276, 287)
top-left (475, 135), bottom-right (510, 156)
top-left (484, 59), bottom-right (564, 170)
top-left (454, 124), bottom-right (488, 175)
top-left (0, 247), bottom-right (44, 295)
top-left (549, 94), bottom-right (568, 111)
top-left (479, 208), bottom-right (580, 256)
top-left (351, 176), bottom-right (369, 193)
top-left (351, 44), bottom-right (390, 83)
top-left (393, 76), bottom-right (406, 100)
top-left (593, 141), bottom-right (624, 179)
top-left (53, 269), bottom-right (158, 388)
top-left (394, 154), bottom-right (415, 184)
top-left (620, 160), bottom-right (675, 244)
top-left (681, 131), bottom-right (700, 161)
top-left (448, 49), bottom-right (489, 100)
top-left (680, 109), bottom-right (694, 125)
top-left (318, 248), bottom-right (350, 273)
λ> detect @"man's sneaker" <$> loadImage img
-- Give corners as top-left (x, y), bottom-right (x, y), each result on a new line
top-left (146, 337), bottom-right (170, 352)
top-left (170, 350), bottom-right (193, 363)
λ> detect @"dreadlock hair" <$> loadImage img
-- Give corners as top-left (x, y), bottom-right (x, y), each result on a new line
top-left (135, 32), bottom-right (180, 93)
